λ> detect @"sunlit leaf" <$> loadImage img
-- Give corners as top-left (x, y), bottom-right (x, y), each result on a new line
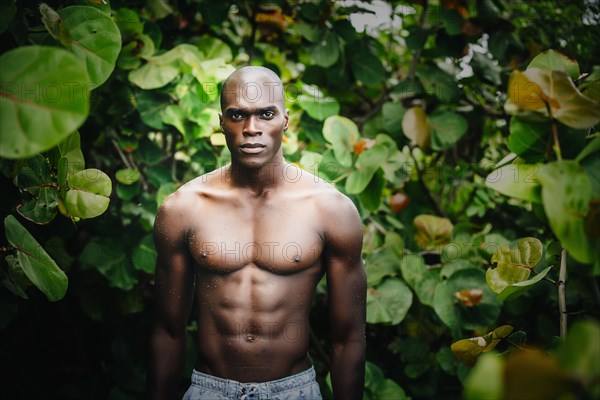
top-left (463, 352), bottom-right (503, 400)
top-left (65, 169), bottom-right (112, 219)
top-left (497, 266), bottom-right (552, 301)
top-left (59, 6), bottom-right (122, 88)
top-left (452, 325), bottom-right (514, 366)
top-left (345, 145), bottom-right (387, 194)
top-left (298, 95), bottom-right (340, 121)
top-left (0, 46), bottom-right (90, 159)
top-left (115, 168), bottom-right (141, 185)
top-left (486, 237), bottom-right (543, 294)
top-left (527, 49), bottom-right (580, 81)
top-left (506, 68), bottom-right (600, 129)
top-left (322, 115), bottom-right (359, 168)
top-left (485, 163), bottom-right (542, 203)
top-left (4, 215), bottom-right (67, 301)
top-left (402, 106), bottom-right (429, 149)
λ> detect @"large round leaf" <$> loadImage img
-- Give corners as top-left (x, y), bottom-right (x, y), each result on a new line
top-left (322, 115), bottom-right (359, 167)
top-left (485, 163), bottom-right (542, 203)
top-left (65, 168), bottom-right (112, 219)
top-left (536, 161), bottom-right (597, 263)
top-left (434, 269), bottom-right (501, 333)
top-left (308, 31), bottom-right (341, 68)
top-left (0, 46), bottom-right (89, 159)
top-left (298, 95), bottom-right (340, 121)
top-left (59, 6), bottom-right (122, 88)
top-left (367, 278), bottom-right (413, 325)
top-left (429, 110), bottom-right (467, 151)
top-left (345, 145), bottom-right (387, 194)
top-left (4, 215), bottom-right (67, 301)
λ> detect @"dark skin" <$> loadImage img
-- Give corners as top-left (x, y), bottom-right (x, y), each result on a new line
top-left (147, 66), bottom-right (366, 399)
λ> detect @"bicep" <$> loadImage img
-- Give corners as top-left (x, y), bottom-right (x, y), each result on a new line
top-left (153, 201), bottom-right (195, 335)
top-left (324, 196), bottom-right (366, 342)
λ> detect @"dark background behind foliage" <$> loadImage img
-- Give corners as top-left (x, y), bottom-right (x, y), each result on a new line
top-left (1, 0), bottom-right (599, 399)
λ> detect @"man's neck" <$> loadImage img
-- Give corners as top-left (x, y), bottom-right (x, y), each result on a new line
top-left (228, 154), bottom-right (286, 195)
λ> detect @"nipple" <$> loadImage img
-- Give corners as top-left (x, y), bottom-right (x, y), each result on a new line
top-left (245, 335), bottom-right (255, 343)
top-left (294, 255), bottom-right (301, 263)
top-left (201, 251), bottom-right (208, 258)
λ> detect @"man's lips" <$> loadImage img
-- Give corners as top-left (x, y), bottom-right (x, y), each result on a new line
top-left (240, 143), bottom-right (266, 154)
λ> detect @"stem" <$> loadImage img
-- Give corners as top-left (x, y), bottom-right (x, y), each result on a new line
top-left (551, 120), bottom-right (562, 162)
top-left (558, 248), bottom-right (568, 339)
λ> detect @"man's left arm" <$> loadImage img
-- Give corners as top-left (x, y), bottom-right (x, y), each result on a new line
top-left (323, 193), bottom-right (366, 399)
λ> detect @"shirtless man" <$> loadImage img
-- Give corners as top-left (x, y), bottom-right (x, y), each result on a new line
top-left (147, 66), bottom-right (366, 400)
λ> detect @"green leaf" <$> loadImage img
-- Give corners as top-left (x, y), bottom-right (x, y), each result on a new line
top-left (463, 352), bottom-right (504, 400)
top-left (351, 48), bottom-right (385, 85)
top-left (371, 379), bottom-right (409, 399)
top-left (485, 163), bottom-right (542, 203)
top-left (365, 247), bottom-right (401, 287)
top-left (358, 168), bottom-right (385, 211)
top-left (132, 235), bottom-right (157, 273)
top-left (381, 102), bottom-right (405, 136)
top-left (429, 110), bottom-right (468, 150)
top-left (322, 115), bottom-right (359, 168)
top-left (15, 155), bottom-right (58, 224)
top-left (308, 31), bottom-right (341, 68)
top-left (441, 260), bottom-right (480, 280)
top-left (507, 117), bottom-right (548, 161)
top-left (435, 269), bottom-right (501, 332)
top-left (59, 6), bottom-right (122, 88)
top-left (298, 95), bottom-right (340, 121)
top-left (497, 266), bottom-right (552, 301)
top-left (527, 49), bottom-right (580, 81)
top-left (0, 46), bottom-right (90, 159)
top-left (80, 240), bottom-right (137, 290)
top-left (4, 215), bottom-right (68, 301)
top-left (65, 168), bottom-right (112, 219)
top-left (557, 320), bottom-right (600, 389)
top-left (400, 254), bottom-right (439, 306)
top-left (345, 145), bottom-right (387, 194)
top-left (366, 278), bottom-right (413, 325)
top-left (486, 237), bottom-right (543, 294)
top-left (405, 26), bottom-right (429, 51)
top-left (536, 161), bottom-right (596, 263)
top-left (471, 51), bottom-right (502, 86)
top-left (441, 8), bottom-right (463, 35)
top-left (196, 36), bottom-right (232, 62)
top-left (416, 64), bottom-right (460, 102)
top-left (115, 168), bottom-right (141, 185)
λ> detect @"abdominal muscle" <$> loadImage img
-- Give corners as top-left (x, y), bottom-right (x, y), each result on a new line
top-left (193, 264), bottom-right (320, 382)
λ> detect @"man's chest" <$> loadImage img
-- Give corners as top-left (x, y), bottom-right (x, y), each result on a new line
top-left (187, 200), bottom-right (325, 273)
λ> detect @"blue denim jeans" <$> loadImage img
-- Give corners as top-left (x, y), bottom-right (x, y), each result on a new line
top-left (182, 366), bottom-right (323, 400)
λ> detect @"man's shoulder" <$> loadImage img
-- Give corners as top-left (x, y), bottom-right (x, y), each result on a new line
top-left (157, 167), bottom-right (226, 215)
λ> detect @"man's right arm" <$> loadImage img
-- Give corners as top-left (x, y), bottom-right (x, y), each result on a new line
top-left (147, 194), bottom-right (195, 400)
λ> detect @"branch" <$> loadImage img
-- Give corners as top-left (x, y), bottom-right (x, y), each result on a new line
top-left (558, 247), bottom-right (568, 339)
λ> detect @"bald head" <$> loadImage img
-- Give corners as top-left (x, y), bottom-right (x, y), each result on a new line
top-left (220, 66), bottom-right (286, 111)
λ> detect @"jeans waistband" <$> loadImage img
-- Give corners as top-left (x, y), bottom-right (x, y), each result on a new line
top-left (190, 366), bottom-right (316, 398)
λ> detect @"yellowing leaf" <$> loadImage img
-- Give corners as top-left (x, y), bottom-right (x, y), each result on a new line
top-left (506, 68), bottom-right (600, 129)
top-left (454, 288), bottom-right (484, 307)
top-left (451, 325), bottom-right (514, 366)
top-left (486, 237), bottom-right (543, 294)
top-left (402, 106), bottom-right (430, 149)
top-left (413, 214), bottom-right (453, 250)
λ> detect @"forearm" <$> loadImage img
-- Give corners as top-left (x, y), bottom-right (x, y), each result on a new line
top-left (147, 328), bottom-right (187, 400)
top-left (331, 339), bottom-right (366, 400)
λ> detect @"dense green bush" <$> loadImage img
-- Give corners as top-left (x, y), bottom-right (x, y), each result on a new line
top-left (1, 1), bottom-right (598, 399)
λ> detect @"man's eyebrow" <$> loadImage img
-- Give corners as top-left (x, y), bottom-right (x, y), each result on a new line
top-left (225, 106), bottom-right (279, 114)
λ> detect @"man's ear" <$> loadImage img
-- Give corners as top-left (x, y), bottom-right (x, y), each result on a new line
top-left (218, 113), bottom-right (224, 131)
top-left (283, 109), bottom-right (289, 131)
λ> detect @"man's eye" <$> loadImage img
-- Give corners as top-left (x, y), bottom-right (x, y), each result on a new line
top-left (262, 111), bottom-right (275, 118)
top-left (232, 113), bottom-right (244, 120)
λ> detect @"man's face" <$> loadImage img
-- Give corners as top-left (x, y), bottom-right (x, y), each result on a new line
top-left (219, 72), bottom-right (289, 169)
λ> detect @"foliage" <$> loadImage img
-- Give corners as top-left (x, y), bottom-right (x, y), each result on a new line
top-left (0, 1), bottom-right (599, 399)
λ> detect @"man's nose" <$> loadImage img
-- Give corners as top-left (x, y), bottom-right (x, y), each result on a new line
top-left (243, 116), bottom-right (262, 136)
